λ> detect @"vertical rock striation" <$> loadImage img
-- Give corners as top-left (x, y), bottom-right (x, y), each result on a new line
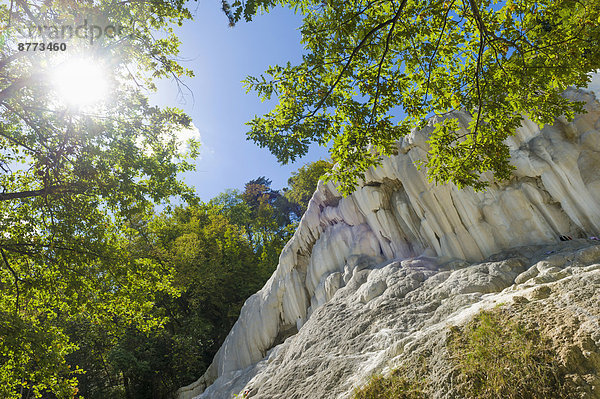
top-left (178, 88), bottom-right (600, 399)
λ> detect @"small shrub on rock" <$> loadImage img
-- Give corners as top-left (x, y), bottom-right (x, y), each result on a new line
top-left (448, 310), bottom-right (568, 399)
top-left (352, 370), bottom-right (425, 399)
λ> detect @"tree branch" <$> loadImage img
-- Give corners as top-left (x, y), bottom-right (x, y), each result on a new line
top-left (1, 248), bottom-right (20, 313)
top-left (0, 183), bottom-right (84, 201)
top-left (423, 0), bottom-right (456, 107)
top-left (369, 0), bottom-right (403, 127)
top-left (0, 51), bottom-right (28, 73)
top-left (467, 0), bottom-right (487, 163)
top-left (0, 76), bottom-right (30, 104)
top-left (306, 0), bottom-right (409, 119)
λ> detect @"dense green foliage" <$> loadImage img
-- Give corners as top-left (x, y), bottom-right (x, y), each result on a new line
top-left (0, 174), bottom-right (305, 398)
top-left (284, 159), bottom-right (332, 214)
top-left (65, 203), bottom-right (262, 398)
top-left (238, 0), bottom-right (600, 193)
top-left (0, 0), bottom-right (198, 396)
top-left (240, 176), bottom-right (301, 248)
top-left (59, 176), bottom-right (307, 399)
top-left (352, 370), bottom-right (424, 399)
top-left (8, 0), bottom-right (596, 396)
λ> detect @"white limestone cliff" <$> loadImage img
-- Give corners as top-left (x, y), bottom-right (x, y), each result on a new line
top-left (178, 88), bottom-right (600, 399)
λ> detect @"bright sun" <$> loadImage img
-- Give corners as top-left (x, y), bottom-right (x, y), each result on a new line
top-left (52, 58), bottom-right (109, 107)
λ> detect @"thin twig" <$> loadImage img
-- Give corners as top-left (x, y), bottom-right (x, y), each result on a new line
top-left (1, 248), bottom-right (20, 313)
top-left (423, 0), bottom-right (456, 106)
top-left (306, 0), bottom-right (409, 119)
top-left (368, 0), bottom-right (404, 127)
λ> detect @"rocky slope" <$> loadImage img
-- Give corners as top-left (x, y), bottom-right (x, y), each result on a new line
top-left (178, 88), bottom-right (600, 399)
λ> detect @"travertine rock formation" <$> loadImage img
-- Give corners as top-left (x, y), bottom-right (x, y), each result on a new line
top-left (178, 88), bottom-right (600, 399)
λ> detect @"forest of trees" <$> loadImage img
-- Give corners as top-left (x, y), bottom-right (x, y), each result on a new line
top-left (63, 167), bottom-right (330, 399)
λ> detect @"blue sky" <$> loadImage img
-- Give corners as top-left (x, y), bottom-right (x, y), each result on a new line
top-left (152, 2), bottom-right (330, 201)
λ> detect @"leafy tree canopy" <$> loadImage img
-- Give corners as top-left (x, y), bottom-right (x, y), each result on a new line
top-left (48, 158), bottom-right (328, 398)
top-left (237, 0), bottom-right (600, 193)
top-left (284, 159), bottom-right (332, 214)
top-left (0, 0), bottom-right (199, 396)
top-left (66, 185), bottom-right (297, 399)
top-left (242, 177), bottom-right (301, 239)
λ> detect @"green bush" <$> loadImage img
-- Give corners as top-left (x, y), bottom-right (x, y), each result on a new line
top-left (448, 310), bottom-right (568, 399)
top-left (352, 369), bottom-right (425, 399)
top-left (352, 308), bottom-right (580, 399)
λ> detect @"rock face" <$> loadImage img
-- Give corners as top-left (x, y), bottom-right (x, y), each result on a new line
top-left (178, 88), bottom-right (600, 399)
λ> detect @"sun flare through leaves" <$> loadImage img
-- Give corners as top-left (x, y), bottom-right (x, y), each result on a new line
top-left (51, 57), bottom-right (110, 108)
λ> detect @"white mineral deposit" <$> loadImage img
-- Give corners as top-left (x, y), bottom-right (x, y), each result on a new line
top-left (179, 87), bottom-right (600, 399)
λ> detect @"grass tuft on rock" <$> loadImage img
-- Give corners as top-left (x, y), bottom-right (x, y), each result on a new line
top-left (448, 309), bottom-right (569, 399)
top-left (351, 369), bottom-right (425, 399)
top-left (352, 308), bottom-right (582, 398)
